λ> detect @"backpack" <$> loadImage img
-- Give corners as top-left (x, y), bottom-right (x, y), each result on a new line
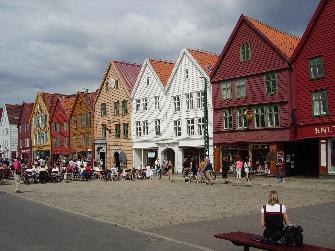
top-left (278, 225), bottom-right (303, 246)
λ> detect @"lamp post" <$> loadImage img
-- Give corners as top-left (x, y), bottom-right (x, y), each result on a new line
top-left (201, 77), bottom-right (209, 159)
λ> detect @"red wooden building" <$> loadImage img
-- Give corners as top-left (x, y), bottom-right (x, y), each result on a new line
top-left (18, 102), bottom-right (34, 164)
top-left (51, 95), bottom-right (76, 163)
top-left (291, 0), bottom-right (335, 176)
top-left (211, 15), bottom-right (299, 175)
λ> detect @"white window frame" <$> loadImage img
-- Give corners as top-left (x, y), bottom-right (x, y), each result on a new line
top-left (236, 79), bottom-right (247, 98)
top-left (136, 121), bottom-right (141, 137)
top-left (155, 119), bottom-right (161, 136)
top-left (154, 96), bottom-right (160, 110)
top-left (186, 118), bottom-right (195, 136)
top-left (135, 99), bottom-right (140, 112)
top-left (173, 96), bottom-right (181, 112)
top-left (222, 109), bottom-right (233, 130)
top-left (174, 120), bottom-right (181, 137)
top-left (198, 117), bottom-right (204, 135)
top-left (220, 81), bottom-right (232, 100)
top-left (197, 91), bottom-right (204, 109)
top-left (142, 121), bottom-right (149, 136)
top-left (142, 98), bottom-right (148, 111)
top-left (236, 107), bottom-right (247, 129)
top-left (186, 93), bottom-right (194, 110)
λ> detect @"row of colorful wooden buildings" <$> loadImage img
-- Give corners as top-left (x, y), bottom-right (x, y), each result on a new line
top-left (0, 0), bottom-right (334, 176)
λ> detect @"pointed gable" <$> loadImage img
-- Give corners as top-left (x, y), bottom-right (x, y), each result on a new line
top-left (149, 59), bottom-right (174, 86)
top-left (5, 104), bottom-right (22, 124)
top-left (211, 15), bottom-right (300, 82)
top-left (187, 49), bottom-right (219, 75)
top-left (58, 95), bottom-right (76, 117)
top-left (18, 103), bottom-right (34, 126)
top-left (40, 92), bottom-right (59, 115)
top-left (113, 61), bottom-right (141, 93)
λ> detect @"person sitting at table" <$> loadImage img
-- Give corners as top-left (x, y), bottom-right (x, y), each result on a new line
top-left (93, 165), bottom-right (102, 179)
top-left (39, 165), bottom-right (48, 183)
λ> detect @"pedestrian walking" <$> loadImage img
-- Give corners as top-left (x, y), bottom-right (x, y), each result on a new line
top-left (204, 158), bottom-right (214, 185)
top-left (276, 159), bottom-right (285, 182)
top-left (155, 158), bottom-right (161, 179)
top-left (167, 160), bottom-right (174, 182)
top-left (197, 158), bottom-right (206, 183)
top-left (244, 158), bottom-right (251, 182)
top-left (221, 156), bottom-right (229, 183)
top-left (13, 159), bottom-right (22, 193)
top-left (235, 159), bottom-right (243, 179)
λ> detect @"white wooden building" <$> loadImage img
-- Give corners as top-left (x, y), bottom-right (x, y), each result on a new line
top-left (0, 104), bottom-right (22, 160)
top-left (131, 59), bottom-right (174, 168)
top-left (131, 49), bottom-right (218, 173)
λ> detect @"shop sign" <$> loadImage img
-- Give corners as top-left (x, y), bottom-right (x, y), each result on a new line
top-left (147, 152), bottom-right (156, 158)
top-left (314, 125), bottom-right (335, 135)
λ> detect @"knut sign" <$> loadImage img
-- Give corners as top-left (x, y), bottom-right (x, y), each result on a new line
top-left (314, 125), bottom-right (335, 135)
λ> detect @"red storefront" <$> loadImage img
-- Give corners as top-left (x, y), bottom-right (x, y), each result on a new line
top-left (292, 0), bottom-right (335, 176)
top-left (51, 95), bottom-right (76, 164)
top-left (211, 15), bottom-right (299, 175)
top-left (18, 103), bottom-right (34, 164)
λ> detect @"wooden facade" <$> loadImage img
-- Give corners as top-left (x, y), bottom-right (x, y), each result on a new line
top-left (18, 102), bottom-right (34, 164)
top-left (30, 93), bottom-right (58, 161)
top-left (292, 0), bottom-right (335, 176)
top-left (51, 95), bottom-right (76, 162)
top-left (211, 15), bottom-right (299, 175)
top-left (94, 60), bottom-right (140, 169)
top-left (69, 92), bottom-right (95, 161)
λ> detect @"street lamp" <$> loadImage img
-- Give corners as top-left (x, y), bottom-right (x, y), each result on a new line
top-left (200, 76), bottom-right (209, 159)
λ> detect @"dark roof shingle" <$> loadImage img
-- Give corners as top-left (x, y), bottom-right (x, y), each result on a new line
top-left (113, 61), bottom-right (141, 92)
top-left (5, 104), bottom-right (22, 124)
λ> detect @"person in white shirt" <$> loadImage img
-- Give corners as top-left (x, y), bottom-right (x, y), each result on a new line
top-left (261, 191), bottom-right (290, 240)
top-left (146, 165), bottom-right (153, 178)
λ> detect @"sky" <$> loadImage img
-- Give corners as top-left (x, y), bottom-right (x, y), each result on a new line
top-left (0, 0), bottom-right (320, 106)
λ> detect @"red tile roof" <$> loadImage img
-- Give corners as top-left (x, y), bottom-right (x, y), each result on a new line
top-left (188, 49), bottom-right (219, 75)
top-left (5, 104), bottom-right (22, 124)
top-left (40, 92), bottom-right (59, 115)
top-left (113, 61), bottom-right (141, 92)
top-left (18, 103), bottom-right (34, 126)
top-left (149, 59), bottom-right (174, 86)
top-left (244, 15), bottom-right (300, 59)
top-left (59, 95), bottom-right (76, 117)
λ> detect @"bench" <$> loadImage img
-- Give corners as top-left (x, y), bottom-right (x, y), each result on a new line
top-left (214, 231), bottom-right (335, 251)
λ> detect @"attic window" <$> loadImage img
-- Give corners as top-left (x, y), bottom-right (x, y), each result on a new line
top-left (185, 69), bottom-right (189, 79)
top-left (240, 42), bottom-right (251, 62)
top-left (206, 65), bottom-right (212, 72)
top-left (146, 77), bottom-right (150, 86)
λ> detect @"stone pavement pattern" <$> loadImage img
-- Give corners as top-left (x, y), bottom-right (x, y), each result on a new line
top-left (1, 175), bottom-right (335, 250)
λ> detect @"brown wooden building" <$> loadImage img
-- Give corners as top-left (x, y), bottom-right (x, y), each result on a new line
top-left (18, 102), bottom-right (34, 164)
top-left (70, 91), bottom-right (96, 161)
top-left (94, 60), bottom-right (141, 169)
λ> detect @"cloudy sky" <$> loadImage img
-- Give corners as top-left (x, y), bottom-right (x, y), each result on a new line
top-left (0, 0), bottom-right (319, 105)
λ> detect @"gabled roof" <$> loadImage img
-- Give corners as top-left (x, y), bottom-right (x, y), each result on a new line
top-left (291, 0), bottom-right (328, 62)
top-left (211, 14), bottom-right (300, 79)
top-left (58, 95), bottom-right (76, 117)
top-left (70, 91), bottom-right (96, 118)
top-left (149, 59), bottom-right (174, 86)
top-left (18, 103), bottom-right (34, 125)
top-left (40, 92), bottom-right (59, 115)
top-left (113, 61), bottom-right (141, 92)
top-left (5, 104), bottom-right (22, 124)
top-left (187, 49), bottom-right (219, 75)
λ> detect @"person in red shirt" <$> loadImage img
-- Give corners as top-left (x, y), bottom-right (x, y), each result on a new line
top-left (275, 159), bottom-right (285, 182)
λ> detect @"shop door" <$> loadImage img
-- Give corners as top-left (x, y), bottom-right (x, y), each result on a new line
top-left (328, 139), bottom-right (335, 174)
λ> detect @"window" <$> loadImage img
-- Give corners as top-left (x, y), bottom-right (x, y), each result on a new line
top-left (136, 122), bottom-right (142, 137)
top-left (155, 120), bottom-right (161, 136)
top-left (236, 107), bottom-right (247, 129)
top-left (135, 99), bottom-right (140, 112)
top-left (122, 100), bottom-right (128, 116)
top-left (309, 57), bottom-right (324, 79)
top-left (142, 98), bottom-right (148, 111)
top-left (115, 79), bottom-right (119, 89)
top-left (220, 81), bottom-right (232, 100)
top-left (312, 90), bottom-right (328, 116)
top-left (86, 133), bottom-right (90, 146)
top-left (25, 138), bottom-right (30, 147)
top-left (115, 124), bottom-right (121, 138)
top-left (25, 122), bottom-right (29, 132)
top-left (236, 79), bottom-right (247, 98)
top-left (64, 137), bottom-right (69, 147)
top-left (101, 124), bottom-right (107, 139)
top-left (72, 115), bottom-right (77, 129)
top-left (101, 103), bottom-right (107, 117)
top-left (146, 77), bottom-right (150, 86)
top-left (253, 105), bottom-right (280, 128)
top-left (52, 137), bottom-right (61, 147)
top-left (44, 132), bottom-right (48, 143)
top-left (86, 112), bottom-right (90, 128)
top-left (196, 91), bottom-right (204, 109)
top-left (187, 118), bottom-right (195, 136)
top-left (64, 122), bottom-right (68, 132)
top-left (114, 101), bottom-right (120, 116)
top-left (240, 42), bottom-right (251, 61)
top-left (264, 72), bottom-right (277, 95)
top-left (80, 134), bottom-right (85, 146)
top-left (123, 123), bottom-right (128, 138)
top-left (185, 69), bottom-right (189, 79)
top-left (19, 126), bottom-right (22, 134)
top-left (222, 109), bottom-right (233, 129)
top-left (186, 93), bottom-right (194, 110)
top-left (154, 96), bottom-right (160, 110)
top-left (198, 117), bottom-right (204, 135)
top-left (80, 114), bottom-right (85, 128)
top-left (142, 121), bottom-right (149, 136)
top-left (53, 122), bottom-right (60, 132)
top-left (173, 96), bottom-right (181, 112)
top-left (174, 120), bottom-right (181, 137)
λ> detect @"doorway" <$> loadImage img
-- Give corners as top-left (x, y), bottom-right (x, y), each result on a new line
top-left (162, 148), bottom-right (175, 173)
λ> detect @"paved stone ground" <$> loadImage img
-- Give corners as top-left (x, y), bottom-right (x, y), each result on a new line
top-left (1, 175), bottom-right (335, 250)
